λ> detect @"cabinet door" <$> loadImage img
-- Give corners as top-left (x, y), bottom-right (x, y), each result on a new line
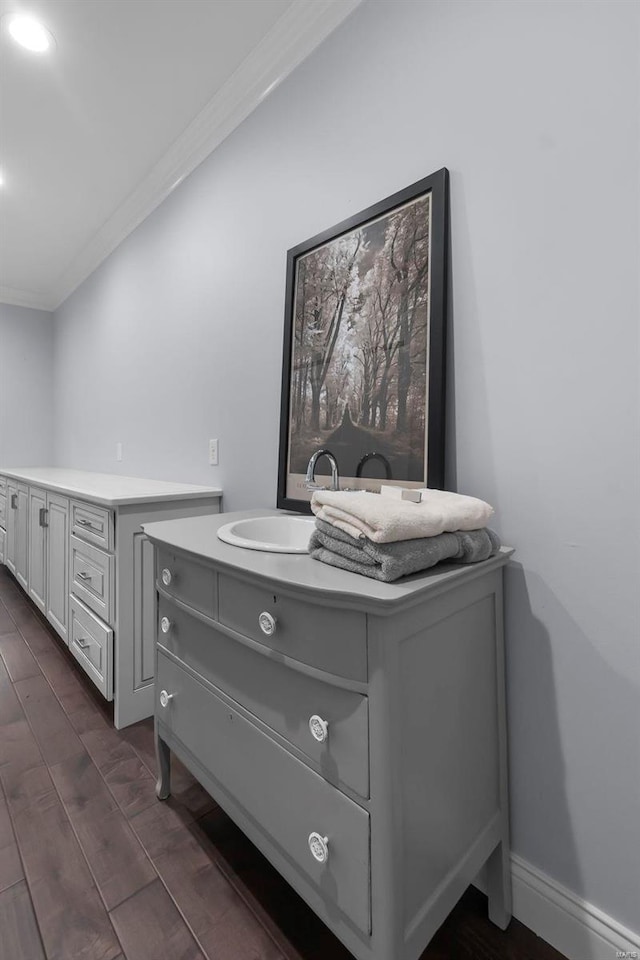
top-left (6, 482), bottom-right (17, 574)
top-left (15, 484), bottom-right (29, 590)
top-left (46, 494), bottom-right (69, 643)
top-left (28, 487), bottom-right (47, 613)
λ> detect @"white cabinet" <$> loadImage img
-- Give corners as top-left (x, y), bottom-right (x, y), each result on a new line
top-left (7, 481), bottom-right (29, 590)
top-left (5, 482), bottom-right (16, 574)
top-left (0, 468), bottom-right (221, 727)
top-left (69, 498), bottom-right (116, 699)
top-left (28, 487), bottom-right (48, 613)
top-left (0, 477), bottom-right (6, 564)
top-left (26, 488), bottom-right (70, 633)
top-left (46, 493), bottom-right (70, 643)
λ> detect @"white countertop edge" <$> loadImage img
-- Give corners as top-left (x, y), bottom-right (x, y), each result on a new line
top-left (0, 467), bottom-right (223, 507)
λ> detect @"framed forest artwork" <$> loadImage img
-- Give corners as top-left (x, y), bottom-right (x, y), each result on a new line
top-left (277, 168), bottom-right (449, 513)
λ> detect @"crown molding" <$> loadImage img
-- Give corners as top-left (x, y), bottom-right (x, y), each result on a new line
top-left (0, 285), bottom-right (55, 313)
top-left (47, 0), bottom-right (362, 311)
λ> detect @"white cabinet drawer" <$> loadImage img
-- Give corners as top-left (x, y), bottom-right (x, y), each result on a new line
top-left (157, 650), bottom-right (371, 934)
top-left (0, 493), bottom-right (6, 528)
top-left (69, 597), bottom-right (113, 699)
top-left (71, 535), bottom-right (114, 624)
top-left (0, 476), bottom-right (6, 494)
top-left (0, 527), bottom-right (5, 564)
top-left (71, 500), bottom-right (114, 551)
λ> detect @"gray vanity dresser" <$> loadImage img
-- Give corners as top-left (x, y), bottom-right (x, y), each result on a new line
top-left (143, 508), bottom-right (513, 960)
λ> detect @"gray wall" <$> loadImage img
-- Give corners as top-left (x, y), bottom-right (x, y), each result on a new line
top-left (52, 0), bottom-right (639, 934)
top-left (0, 303), bottom-right (54, 465)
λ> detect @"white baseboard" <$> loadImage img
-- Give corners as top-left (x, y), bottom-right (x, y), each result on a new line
top-left (475, 855), bottom-right (640, 960)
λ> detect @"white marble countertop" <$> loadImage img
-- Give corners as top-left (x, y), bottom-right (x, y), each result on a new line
top-left (0, 467), bottom-right (223, 507)
top-left (143, 508), bottom-right (513, 613)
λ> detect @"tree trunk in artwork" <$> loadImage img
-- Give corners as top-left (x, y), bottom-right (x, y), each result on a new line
top-left (395, 283), bottom-right (411, 432)
top-left (377, 376), bottom-right (390, 431)
top-left (310, 379), bottom-right (322, 432)
top-left (324, 384), bottom-right (333, 430)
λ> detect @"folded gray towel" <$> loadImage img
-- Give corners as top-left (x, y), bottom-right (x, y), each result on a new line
top-left (309, 519), bottom-right (500, 582)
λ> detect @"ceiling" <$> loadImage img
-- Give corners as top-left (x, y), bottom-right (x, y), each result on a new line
top-left (0, 0), bottom-right (360, 311)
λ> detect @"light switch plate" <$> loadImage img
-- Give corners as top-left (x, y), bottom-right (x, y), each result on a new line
top-left (209, 439), bottom-right (219, 465)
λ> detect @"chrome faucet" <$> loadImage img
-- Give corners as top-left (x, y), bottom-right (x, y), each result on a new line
top-left (305, 449), bottom-right (340, 491)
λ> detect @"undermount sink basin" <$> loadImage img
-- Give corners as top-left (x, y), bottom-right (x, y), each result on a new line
top-left (217, 515), bottom-right (316, 553)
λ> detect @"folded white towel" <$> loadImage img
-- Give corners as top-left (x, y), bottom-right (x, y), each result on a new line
top-left (310, 488), bottom-right (494, 543)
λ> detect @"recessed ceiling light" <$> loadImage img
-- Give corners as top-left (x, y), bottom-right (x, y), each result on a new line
top-left (6, 15), bottom-right (55, 53)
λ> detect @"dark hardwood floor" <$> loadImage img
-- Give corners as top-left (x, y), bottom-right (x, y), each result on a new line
top-left (0, 566), bottom-right (566, 960)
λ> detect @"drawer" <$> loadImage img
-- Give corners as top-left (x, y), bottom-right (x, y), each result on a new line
top-left (0, 476), bottom-right (6, 494)
top-left (69, 597), bottom-right (113, 699)
top-left (158, 596), bottom-right (369, 797)
top-left (156, 548), bottom-right (216, 619)
top-left (157, 650), bottom-right (370, 934)
top-left (0, 527), bottom-right (4, 564)
top-left (71, 535), bottom-right (114, 624)
top-left (218, 574), bottom-right (367, 682)
top-left (71, 500), bottom-right (114, 551)
top-left (0, 493), bottom-right (5, 528)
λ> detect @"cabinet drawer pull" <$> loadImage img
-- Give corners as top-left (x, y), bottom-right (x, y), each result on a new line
top-left (77, 518), bottom-right (97, 529)
top-left (160, 616), bottom-right (172, 634)
top-left (39, 507), bottom-right (48, 528)
top-left (309, 715), bottom-right (329, 743)
top-left (161, 568), bottom-right (173, 587)
top-left (159, 690), bottom-right (174, 708)
top-left (75, 636), bottom-right (90, 649)
top-left (308, 832), bottom-right (329, 864)
top-left (258, 611), bottom-right (277, 636)
top-left (11, 494), bottom-right (17, 509)
top-left (77, 571), bottom-right (92, 582)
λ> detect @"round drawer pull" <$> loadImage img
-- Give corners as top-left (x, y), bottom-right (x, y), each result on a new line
top-left (161, 568), bottom-right (173, 587)
top-left (160, 616), bottom-right (172, 634)
top-left (258, 611), bottom-right (277, 636)
top-left (159, 690), bottom-right (174, 709)
top-left (308, 832), bottom-right (329, 864)
top-left (309, 715), bottom-right (329, 743)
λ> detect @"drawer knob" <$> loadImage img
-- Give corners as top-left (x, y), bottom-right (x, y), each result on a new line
top-left (159, 690), bottom-right (174, 708)
top-left (258, 611), bottom-right (277, 636)
top-left (160, 616), bottom-right (172, 635)
top-left (308, 832), bottom-right (329, 864)
top-left (161, 568), bottom-right (173, 587)
top-left (309, 715), bottom-right (329, 743)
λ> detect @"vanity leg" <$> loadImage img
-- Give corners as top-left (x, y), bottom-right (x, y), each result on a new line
top-left (155, 729), bottom-right (171, 801)
top-left (488, 576), bottom-right (512, 929)
top-left (486, 839), bottom-right (512, 929)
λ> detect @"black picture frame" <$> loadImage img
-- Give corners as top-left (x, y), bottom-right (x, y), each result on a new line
top-left (277, 168), bottom-right (449, 514)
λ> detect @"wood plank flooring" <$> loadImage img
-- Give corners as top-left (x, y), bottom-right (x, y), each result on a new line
top-left (0, 566), bottom-right (566, 960)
